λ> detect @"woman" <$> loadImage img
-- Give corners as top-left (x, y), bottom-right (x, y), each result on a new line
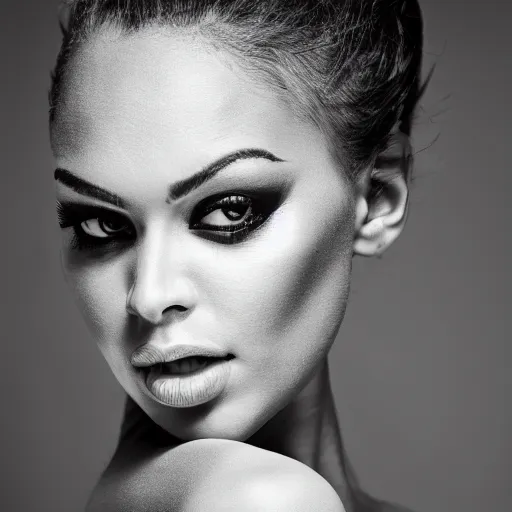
top-left (50, 0), bottom-right (427, 510)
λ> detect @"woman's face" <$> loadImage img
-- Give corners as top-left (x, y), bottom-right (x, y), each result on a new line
top-left (52, 27), bottom-right (358, 441)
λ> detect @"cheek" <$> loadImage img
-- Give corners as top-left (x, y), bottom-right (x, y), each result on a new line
top-left (62, 254), bottom-right (128, 347)
top-left (196, 190), bottom-right (355, 366)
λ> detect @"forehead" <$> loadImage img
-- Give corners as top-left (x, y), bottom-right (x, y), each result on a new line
top-left (51, 27), bottom-right (325, 182)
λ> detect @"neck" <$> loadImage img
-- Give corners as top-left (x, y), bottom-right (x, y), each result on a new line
top-left (116, 357), bottom-right (362, 511)
top-left (247, 357), bottom-right (357, 511)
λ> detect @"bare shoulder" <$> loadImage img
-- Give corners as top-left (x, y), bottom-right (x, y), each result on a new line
top-left (87, 438), bottom-right (345, 512)
top-left (178, 439), bottom-right (346, 512)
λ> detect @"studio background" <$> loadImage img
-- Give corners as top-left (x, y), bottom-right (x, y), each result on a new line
top-left (1, 1), bottom-right (509, 511)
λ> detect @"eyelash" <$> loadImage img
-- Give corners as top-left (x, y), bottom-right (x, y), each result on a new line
top-left (56, 203), bottom-right (135, 251)
top-left (188, 193), bottom-right (272, 243)
top-left (56, 192), bottom-right (279, 251)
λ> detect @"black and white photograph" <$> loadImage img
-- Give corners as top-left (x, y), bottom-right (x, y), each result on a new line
top-left (0, 1), bottom-right (508, 511)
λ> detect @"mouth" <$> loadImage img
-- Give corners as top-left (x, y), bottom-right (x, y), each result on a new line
top-left (131, 345), bottom-right (235, 408)
top-left (148, 354), bottom-right (235, 376)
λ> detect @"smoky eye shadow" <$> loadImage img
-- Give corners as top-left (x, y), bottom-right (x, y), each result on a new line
top-left (56, 202), bottom-right (129, 229)
top-left (189, 188), bottom-right (285, 227)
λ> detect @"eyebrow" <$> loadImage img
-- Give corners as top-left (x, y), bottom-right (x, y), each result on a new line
top-left (167, 148), bottom-right (285, 201)
top-left (54, 168), bottom-right (126, 208)
top-left (54, 148), bottom-right (285, 206)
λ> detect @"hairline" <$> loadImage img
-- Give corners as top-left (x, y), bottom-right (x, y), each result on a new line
top-left (50, 19), bottom-right (360, 183)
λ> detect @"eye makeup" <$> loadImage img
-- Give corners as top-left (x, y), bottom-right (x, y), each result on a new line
top-left (188, 188), bottom-right (285, 244)
top-left (56, 202), bottom-right (135, 252)
top-left (56, 181), bottom-right (288, 252)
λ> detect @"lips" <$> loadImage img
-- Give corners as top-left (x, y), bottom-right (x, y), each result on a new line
top-left (131, 343), bottom-right (234, 407)
top-left (131, 343), bottom-right (233, 368)
top-left (159, 356), bottom-right (213, 375)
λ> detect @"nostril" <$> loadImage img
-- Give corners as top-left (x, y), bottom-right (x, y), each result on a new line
top-left (159, 304), bottom-right (190, 319)
top-left (126, 273), bottom-right (197, 323)
top-left (166, 305), bottom-right (188, 313)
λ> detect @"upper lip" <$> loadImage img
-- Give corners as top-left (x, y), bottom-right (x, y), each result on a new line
top-left (131, 343), bottom-right (231, 368)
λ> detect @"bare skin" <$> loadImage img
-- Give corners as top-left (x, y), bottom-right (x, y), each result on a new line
top-left (87, 359), bottom-right (410, 512)
top-left (87, 359), bottom-right (350, 511)
top-left (52, 26), bottom-right (411, 512)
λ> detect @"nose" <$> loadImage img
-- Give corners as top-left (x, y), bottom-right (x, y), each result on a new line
top-left (126, 231), bottom-right (197, 325)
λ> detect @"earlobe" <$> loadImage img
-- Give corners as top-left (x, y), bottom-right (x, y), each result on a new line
top-left (353, 132), bottom-right (411, 257)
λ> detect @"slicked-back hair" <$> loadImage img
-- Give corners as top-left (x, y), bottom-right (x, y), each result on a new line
top-left (49, 0), bottom-right (427, 182)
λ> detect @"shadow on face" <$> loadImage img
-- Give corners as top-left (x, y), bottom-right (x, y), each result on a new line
top-left (51, 26), bottom-right (406, 441)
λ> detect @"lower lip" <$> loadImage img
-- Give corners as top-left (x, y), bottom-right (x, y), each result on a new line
top-left (144, 358), bottom-right (232, 408)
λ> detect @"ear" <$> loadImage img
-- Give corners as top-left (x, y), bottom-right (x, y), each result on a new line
top-left (353, 131), bottom-right (412, 257)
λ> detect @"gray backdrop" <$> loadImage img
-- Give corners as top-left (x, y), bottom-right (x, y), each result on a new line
top-left (0, 1), bottom-right (509, 511)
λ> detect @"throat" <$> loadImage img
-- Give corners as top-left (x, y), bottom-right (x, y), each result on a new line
top-left (247, 358), bottom-right (355, 510)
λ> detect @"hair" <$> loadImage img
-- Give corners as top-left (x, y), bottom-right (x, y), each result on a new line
top-left (49, 0), bottom-right (428, 183)
top-left (49, 1), bottom-right (426, 511)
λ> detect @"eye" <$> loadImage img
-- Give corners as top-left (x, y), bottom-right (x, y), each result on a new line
top-left (56, 202), bottom-right (135, 251)
top-left (189, 192), bottom-right (282, 244)
top-left (80, 217), bottom-right (130, 238)
top-left (198, 195), bottom-right (252, 227)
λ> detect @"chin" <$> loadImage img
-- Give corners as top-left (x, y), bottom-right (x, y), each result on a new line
top-left (140, 393), bottom-right (281, 443)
